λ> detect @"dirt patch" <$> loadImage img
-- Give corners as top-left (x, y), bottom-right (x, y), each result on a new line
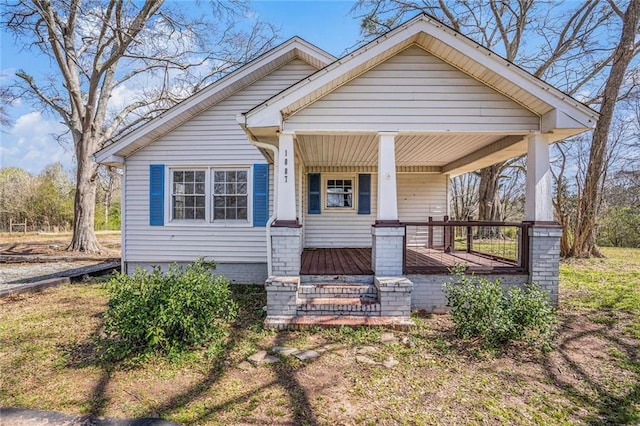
top-left (0, 231), bottom-right (121, 260)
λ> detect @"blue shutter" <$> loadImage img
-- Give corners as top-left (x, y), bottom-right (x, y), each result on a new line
top-left (253, 163), bottom-right (269, 227)
top-left (149, 164), bottom-right (165, 226)
top-left (308, 173), bottom-right (321, 214)
top-left (358, 174), bottom-right (371, 215)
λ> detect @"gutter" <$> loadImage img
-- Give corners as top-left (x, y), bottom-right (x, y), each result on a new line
top-left (237, 115), bottom-right (277, 276)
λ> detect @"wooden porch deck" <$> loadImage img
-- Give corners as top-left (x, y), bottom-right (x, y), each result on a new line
top-left (300, 247), bottom-right (517, 275)
top-left (301, 248), bottom-right (373, 275)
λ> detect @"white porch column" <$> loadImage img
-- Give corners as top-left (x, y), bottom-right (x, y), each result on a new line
top-left (377, 132), bottom-right (399, 222)
top-left (275, 131), bottom-right (297, 224)
top-left (525, 133), bottom-right (553, 222)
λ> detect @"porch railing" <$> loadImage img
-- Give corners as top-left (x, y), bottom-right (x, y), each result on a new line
top-left (402, 217), bottom-right (529, 274)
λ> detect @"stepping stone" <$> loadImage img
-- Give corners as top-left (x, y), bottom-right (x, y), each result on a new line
top-left (263, 355), bottom-right (279, 364)
top-left (292, 350), bottom-right (320, 361)
top-left (383, 356), bottom-right (399, 369)
top-left (356, 346), bottom-right (378, 355)
top-left (247, 350), bottom-right (267, 365)
top-left (401, 336), bottom-right (415, 348)
top-left (380, 332), bottom-right (399, 344)
top-left (271, 346), bottom-right (299, 356)
top-left (237, 361), bottom-right (253, 371)
top-left (356, 355), bottom-right (378, 365)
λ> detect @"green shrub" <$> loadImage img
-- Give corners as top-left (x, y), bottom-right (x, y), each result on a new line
top-left (443, 267), bottom-right (556, 350)
top-left (103, 259), bottom-right (238, 359)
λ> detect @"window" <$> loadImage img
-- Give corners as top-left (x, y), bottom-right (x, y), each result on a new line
top-left (326, 178), bottom-right (353, 208)
top-left (172, 170), bottom-right (206, 220)
top-left (213, 170), bottom-right (248, 220)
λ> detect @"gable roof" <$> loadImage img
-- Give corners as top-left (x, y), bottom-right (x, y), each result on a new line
top-left (241, 14), bottom-right (598, 137)
top-left (94, 37), bottom-right (336, 165)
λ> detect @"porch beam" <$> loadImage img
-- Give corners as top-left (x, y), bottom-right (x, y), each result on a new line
top-left (525, 133), bottom-right (553, 222)
top-left (441, 134), bottom-right (526, 176)
top-left (275, 131), bottom-right (298, 224)
top-left (377, 132), bottom-right (399, 222)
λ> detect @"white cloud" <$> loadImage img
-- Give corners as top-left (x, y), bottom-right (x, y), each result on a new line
top-left (1, 111), bottom-right (74, 174)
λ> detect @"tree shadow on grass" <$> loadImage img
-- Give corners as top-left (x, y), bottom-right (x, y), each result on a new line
top-left (58, 285), bottom-right (325, 424)
top-left (149, 285), bottom-right (320, 425)
top-left (543, 312), bottom-right (640, 425)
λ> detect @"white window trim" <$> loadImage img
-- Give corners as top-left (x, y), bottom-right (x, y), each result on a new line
top-left (323, 174), bottom-right (357, 212)
top-left (164, 165), bottom-right (253, 227)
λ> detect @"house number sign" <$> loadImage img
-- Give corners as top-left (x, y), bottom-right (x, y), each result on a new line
top-left (283, 149), bottom-right (288, 183)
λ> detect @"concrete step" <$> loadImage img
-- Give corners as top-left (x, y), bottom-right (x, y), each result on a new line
top-left (299, 274), bottom-right (374, 284)
top-left (264, 315), bottom-right (415, 330)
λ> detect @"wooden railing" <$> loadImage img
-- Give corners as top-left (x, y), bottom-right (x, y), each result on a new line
top-left (402, 217), bottom-right (529, 274)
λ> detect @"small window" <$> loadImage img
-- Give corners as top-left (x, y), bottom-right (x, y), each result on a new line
top-left (326, 178), bottom-right (353, 208)
top-left (172, 170), bottom-right (206, 220)
top-left (213, 170), bottom-right (248, 221)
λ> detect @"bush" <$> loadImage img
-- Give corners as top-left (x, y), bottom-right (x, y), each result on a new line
top-left (443, 267), bottom-right (556, 350)
top-left (103, 259), bottom-right (238, 359)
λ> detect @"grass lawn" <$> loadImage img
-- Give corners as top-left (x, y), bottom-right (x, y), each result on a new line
top-left (1, 248), bottom-right (639, 425)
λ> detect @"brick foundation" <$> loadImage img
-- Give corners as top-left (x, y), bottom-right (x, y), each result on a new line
top-left (271, 226), bottom-right (302, 276)
top-left (528, 224), bottom-right (562, 305)
top-left (371, 226), bottom-right (405, 276)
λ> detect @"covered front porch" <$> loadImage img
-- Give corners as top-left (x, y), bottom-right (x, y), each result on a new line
top-left (237, 15), bottom-right (597, 328)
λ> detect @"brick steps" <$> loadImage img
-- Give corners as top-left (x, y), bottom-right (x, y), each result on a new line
top-left (264, 315), bottom-right (415, 330)
top-left (297, 283), bottom-right (377, 299)
top-left (296, 282), bottom-right (380, 316)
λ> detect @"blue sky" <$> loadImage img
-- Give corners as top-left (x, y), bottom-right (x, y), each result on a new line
top-left (0, 1), bottom-right (361, 174)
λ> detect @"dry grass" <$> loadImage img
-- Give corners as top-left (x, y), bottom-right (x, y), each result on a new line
top-left (0, 249), bottom-right (639, 425)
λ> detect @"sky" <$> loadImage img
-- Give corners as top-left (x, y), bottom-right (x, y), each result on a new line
top-left (0, 0), bottom-right (362, 174)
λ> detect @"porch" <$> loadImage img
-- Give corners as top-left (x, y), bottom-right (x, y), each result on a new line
top-left (300, 220), bottom-right (529, 276)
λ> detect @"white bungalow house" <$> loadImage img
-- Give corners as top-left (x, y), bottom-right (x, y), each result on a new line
top-left (95, 14), bottom-right (598, 328)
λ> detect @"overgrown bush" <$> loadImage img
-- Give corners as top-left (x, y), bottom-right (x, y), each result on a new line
top-left (443, 267), bottom-right (556, 350)
top-left (103, 259), bottom-right (238, 359)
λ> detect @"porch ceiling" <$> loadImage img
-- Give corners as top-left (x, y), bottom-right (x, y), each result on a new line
top-left (296, 133), bottom-right (524, 171)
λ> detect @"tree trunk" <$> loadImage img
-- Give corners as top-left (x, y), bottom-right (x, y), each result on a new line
top-left (570, 0), bottom-right (640, 258)
top-left (478, 163), bottom-right (504, 222)
top-left (68, 137), bottom-right (103, 253)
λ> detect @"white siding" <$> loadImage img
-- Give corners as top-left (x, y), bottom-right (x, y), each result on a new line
top-left (397, 173), bottom-right (448, 247)
top-left (303, 171), bottom-right (448, 248)
top-left (124, 59), bottom-right (317, 263)
top-left (303, 169), bottom-right (377, 248)
top-left (286, 45), bottom-right (539, 132)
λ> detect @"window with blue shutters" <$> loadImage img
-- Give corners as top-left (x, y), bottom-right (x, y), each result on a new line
top-left (253, 164), bottom-right (269, 226)
top-left (308, 173), bottom-right (321, 214)
top-left (149, 164), bottom-right (165, 226)
top-left (358, 174), bottom-right (371, 215)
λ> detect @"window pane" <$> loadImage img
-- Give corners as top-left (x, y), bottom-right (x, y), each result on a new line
top-left (226, 183), bottom-right (235, 194)
top-left (195, 171), bottom-right (205, 183)
top-left (173, 183), bottom-right (184, 195)
top-left (184, 171), bottom-right (194, 182)
top-left (196, 196), bottom-right (205, 208)
top-left (214, 183), bottom-right (225, 194)
top-left (237, 171), bottom-right (247, 183)
top-left (185, 196), bottom-right (194, 208)
top-left (226, 196), bottom-right (237, 208)
top-left (174, 207), bottom-right (184, 220)
top-left (237, 196), bottom-right (247, 207)
top-left (214, 208), bottom-right (225, 220)
top-left (214, 196), bottom-right (225, 207)
top-left (227, 208), bottom-right (237, 220)
top-left (195, 208), bottom-right (205, 220)
top-left (185, 183), bottom-right (194, 194)
top-left (214, 171), bottom-right (225, 182)
top-left (173, 171), bottom-right (184, 182)
top-left (237, 183), bottom-right (247, 194)
top-left (237, 208), bottom-right (247, 220)
top-left (195, 183), bottom-right (205, 194)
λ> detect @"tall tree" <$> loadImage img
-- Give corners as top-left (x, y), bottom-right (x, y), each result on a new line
top-left (570, 0), bottom-right (640, 257)
top-left (2, 0), bottom-right (277, 252)
top-left (352, 0), bottom-right (617, 221)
